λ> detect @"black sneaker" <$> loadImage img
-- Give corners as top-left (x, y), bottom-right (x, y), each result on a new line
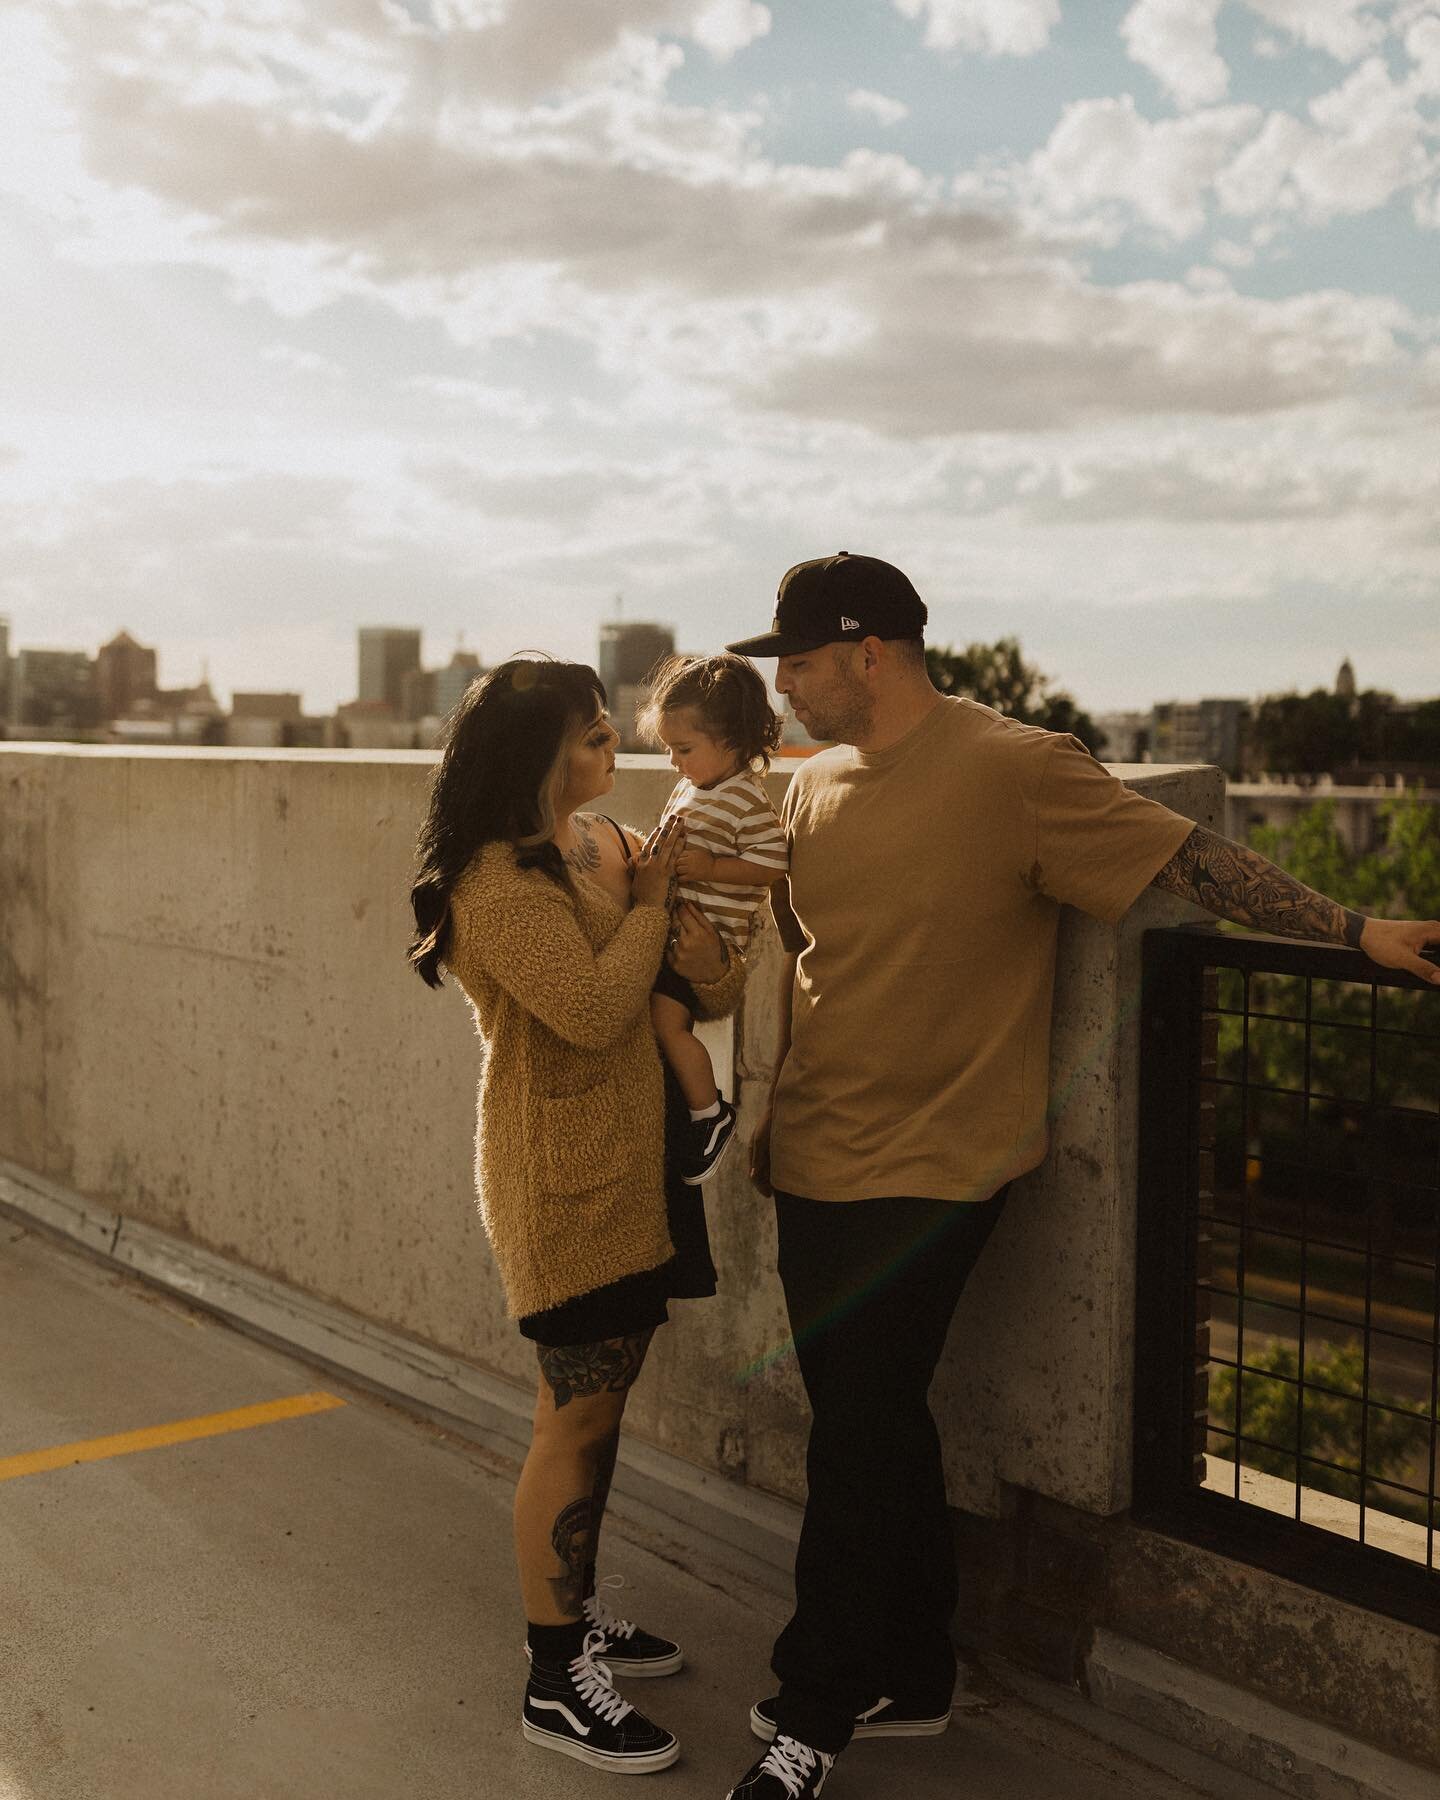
top-left (681, 1097), bottom-right (738, 1185)
top-left (728, 1734), bottom-right (835, 1798)
top-left (583, 1576), bottom-right (683, 1676)
top-left (750, 1692), bottom-right (950, 1741)
top-left (522, 1629), bottom-right (679, 1773)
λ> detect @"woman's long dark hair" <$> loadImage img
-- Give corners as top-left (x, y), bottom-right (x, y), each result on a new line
top-left (408, 656), bottom-right (607, 988)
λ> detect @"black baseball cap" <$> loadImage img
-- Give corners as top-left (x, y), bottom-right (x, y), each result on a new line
top-left (725, 552), bottom-right (927, 658)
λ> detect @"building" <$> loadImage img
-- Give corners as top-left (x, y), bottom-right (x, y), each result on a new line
top-left (1093, 710), bottom-right (1149, 763)
top-left (0, 616), bottom-right (10, 722)
top-left (432, 649), bottom-right (483, 721)
top-left (1225, 773), bottom-right (1438, 855)
top-left (358, 628), bottom-right (422, 716)
top-left (9, 649), bottom-right (99, 733)
top-left (95, 630), bottom-right (158, 722)
top-left (399, 665), bottom-right (435, 724)
top-left (599, 620), bottom-right (676, 750)
top-left (226, 692), bottom-right (305, 750)
top-left (1148, 698), bottom-right (1249, 775)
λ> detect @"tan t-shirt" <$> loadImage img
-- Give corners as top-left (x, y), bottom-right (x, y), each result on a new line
top-left (769, 697), bottom-right (1195, 1203)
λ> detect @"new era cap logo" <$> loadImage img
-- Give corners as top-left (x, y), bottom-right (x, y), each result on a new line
top-left (840, 615), bottom-right (860, 630)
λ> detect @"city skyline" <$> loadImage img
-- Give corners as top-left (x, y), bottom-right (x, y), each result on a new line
top-left (2, 607), bottom-right (1410, 731)
top-left (3, 3), bottom-right (1438, 715)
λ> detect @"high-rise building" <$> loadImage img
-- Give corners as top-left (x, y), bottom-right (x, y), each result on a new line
top-left (0, 616), bottom-right (10, 722)
top-left (95, 629), bottom-right (158, 721)
top-left (598, 620), bottom-right (675, 694)
top-left (358, 627), bottom-right (422, 714)
top-left (1149, 698), bottom-right (1249, 775)
top-left (10, 649), bottom-right (99, 731)
top-left (433, 649), bottom-right (484, 720)
top-left (599, 619), bottom-right (676, 750)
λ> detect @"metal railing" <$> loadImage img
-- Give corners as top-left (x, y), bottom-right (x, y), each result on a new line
top-left (1135, 926), bottom-right (1440, 1634)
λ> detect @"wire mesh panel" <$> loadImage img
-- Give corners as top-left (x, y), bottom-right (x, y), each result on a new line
top-left (1137, 928), bottom-right (1440, 1630)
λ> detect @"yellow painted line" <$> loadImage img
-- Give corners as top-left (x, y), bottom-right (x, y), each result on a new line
top-left (0, 1391), bottom-right (346, 1484)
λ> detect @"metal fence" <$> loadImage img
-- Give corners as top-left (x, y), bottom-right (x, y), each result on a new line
top-left (1135, 926), bottom-right (1440, 1634)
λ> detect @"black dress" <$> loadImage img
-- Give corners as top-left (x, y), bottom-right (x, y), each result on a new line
top-left (516, 819), bottom-right (718, 1348)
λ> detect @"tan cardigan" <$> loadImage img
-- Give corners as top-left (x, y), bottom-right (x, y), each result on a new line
top-left (445, 837), bottom-right (746, 1318)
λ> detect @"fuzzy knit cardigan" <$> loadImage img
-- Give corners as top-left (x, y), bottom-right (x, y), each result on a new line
top-left (445, 836), bottom-right (746, 1319)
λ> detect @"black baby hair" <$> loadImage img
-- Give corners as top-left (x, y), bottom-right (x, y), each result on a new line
top-left (638, 652), bottom-right (783, 771)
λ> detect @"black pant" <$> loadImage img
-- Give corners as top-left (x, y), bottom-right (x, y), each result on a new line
top-left (770, 1185), bottom-right (1008, 1755)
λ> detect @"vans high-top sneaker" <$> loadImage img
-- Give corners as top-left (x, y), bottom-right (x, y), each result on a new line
top-left (522, 1628), bottom-right (679, 1773)
top-left (583, 1576), bottom-right (683, 1676)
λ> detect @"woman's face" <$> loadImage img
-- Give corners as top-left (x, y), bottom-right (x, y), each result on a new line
top-left (556, 704), bottom-right (620, 815)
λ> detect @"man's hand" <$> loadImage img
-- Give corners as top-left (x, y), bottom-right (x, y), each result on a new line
top-left (748, 1103), bottom-right (774, 1198)
top-left (676, 845), bottom-right (716, 882)
top-left (1360, 918), bottom-right (1440, 985)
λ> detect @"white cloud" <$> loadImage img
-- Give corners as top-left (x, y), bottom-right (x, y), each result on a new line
top-left (1216, 56), bottom-right (1436, 223)
top-left (1017, 94), bottom-right (1262, 239)
top-left (848, 88), bottom-right (911, 127)
top-left (1121, 0), bottom-right (1229, 111)
top-left (1241, 0), bottom-right (1386, 65)
top-left (892, 0), bottom-right (1059, 57)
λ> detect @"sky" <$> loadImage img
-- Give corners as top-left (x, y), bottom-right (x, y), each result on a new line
top-left (1, 0), bottom-right (1438, 716)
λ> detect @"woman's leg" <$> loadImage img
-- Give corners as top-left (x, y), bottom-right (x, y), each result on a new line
top-left (650, 992), bottom-right (718, 1113)
top-left (514, 1331), bottom-right (652, 1623)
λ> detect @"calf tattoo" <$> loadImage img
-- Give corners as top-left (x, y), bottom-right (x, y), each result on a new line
top-left (537, 1333), bottom-right (650, 1409)
top-left (1152, 826), bottom-right (1365, 946)
top-left (549, 1496), bottom-right (592, 1615)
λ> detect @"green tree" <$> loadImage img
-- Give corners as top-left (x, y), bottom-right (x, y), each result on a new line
top-left (926, 638), bottom-right (1106, 756)
top-left (1209, 1340), bottom-right (1432, 1523)
top-left (1221, 793), bottom-right (1440, 1106)
top-left (1249, 688), bottom-right (1396, 774)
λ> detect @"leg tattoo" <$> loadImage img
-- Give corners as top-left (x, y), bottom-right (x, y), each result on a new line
top-left (536, 1332), bottom-right (650, 1409)
top-left (548, 1496), bottom-right (592, 1616)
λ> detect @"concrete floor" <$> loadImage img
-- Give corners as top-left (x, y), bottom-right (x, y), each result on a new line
top-left (0, 1219), bottom-right (1282, 1800)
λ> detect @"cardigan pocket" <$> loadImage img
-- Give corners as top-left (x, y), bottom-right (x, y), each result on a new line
top-left (534, 1082), bottom-right (629, 1198)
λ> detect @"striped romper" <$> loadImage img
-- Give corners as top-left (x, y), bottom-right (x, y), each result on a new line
top-left (661, 767), bottom-right (789, 953)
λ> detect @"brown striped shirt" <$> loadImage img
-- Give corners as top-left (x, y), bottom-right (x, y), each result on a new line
top-left (661, 768), bottom-right (788, 951)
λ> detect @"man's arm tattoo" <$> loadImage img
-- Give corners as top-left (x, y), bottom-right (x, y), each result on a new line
top-left (536, 1332), bottom-right (650, 1410)
top-left (1150, 825), bottom-right (1366, 947)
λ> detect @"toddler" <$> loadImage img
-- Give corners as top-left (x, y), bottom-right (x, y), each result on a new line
top-left (638, 653), bottom-right (788, 1184)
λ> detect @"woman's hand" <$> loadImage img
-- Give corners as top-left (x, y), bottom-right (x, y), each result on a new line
top-left (667, 901), bottom-right (729, 984)
top-left (632, 815), bottom-right (684, 910)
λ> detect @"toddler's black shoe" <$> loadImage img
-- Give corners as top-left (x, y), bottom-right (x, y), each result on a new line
top-left (583, 1576), bottom-right (683, 1676)
top-left (681, 1097), bottom-right (738, 1185)
top-left (750, 1692), bottom-right (950, 1740)
top-left (727, 1734), bottom-right (835, 1797)
top-left (522, 1629), bottom-right (679, 1773)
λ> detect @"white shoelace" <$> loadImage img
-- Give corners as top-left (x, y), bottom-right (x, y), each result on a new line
top-left (568, 1628), bottom-right (633, 1726)
top-left (583, 1574), bottom-right (638, 1642)
top-left (758, 1735), bottom-right (828, 1798)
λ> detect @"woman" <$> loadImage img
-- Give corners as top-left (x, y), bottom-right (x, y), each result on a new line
top-left (408, 656), bottom-right (745, 1775)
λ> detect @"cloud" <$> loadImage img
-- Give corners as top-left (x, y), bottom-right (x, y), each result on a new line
top-left (1241, 0), bottom-right (1386, 66)
top-left (1216, 56), bottom-right (1437, 223)
top-left (1121, 0), bottom-right (1229, 111)
top-left (848, 88), bottom-right (910, 128)
top-left (1021, 93), bottom-right (1261, 238)
top-left (891, 0), bottom-right (1059, 57)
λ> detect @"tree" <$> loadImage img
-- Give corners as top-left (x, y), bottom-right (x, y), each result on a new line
top-left (926, 638), bottom-right (1106, 757)
top-left (1208, 1340), bottom-right (1432, 1524)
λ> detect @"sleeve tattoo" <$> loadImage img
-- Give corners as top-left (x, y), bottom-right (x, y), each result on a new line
top-left (1150, 825), bottom-right (1366, 948)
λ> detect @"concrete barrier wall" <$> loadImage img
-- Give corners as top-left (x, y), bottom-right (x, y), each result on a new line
top-left (0, 743), bottom-right (1220, 1518)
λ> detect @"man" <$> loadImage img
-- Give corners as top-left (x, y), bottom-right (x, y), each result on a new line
top-left (719, 552), bottom-right (1440, 1800)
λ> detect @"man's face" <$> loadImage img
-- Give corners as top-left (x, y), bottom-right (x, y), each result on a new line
top-left (774, 642), bottom-right (874, 744)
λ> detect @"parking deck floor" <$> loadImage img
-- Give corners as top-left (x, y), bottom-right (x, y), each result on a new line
top-left (0, 1217), bottom-right (1281, 1800)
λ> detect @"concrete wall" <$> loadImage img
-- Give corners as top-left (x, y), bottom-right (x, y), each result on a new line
top-left (0, 743), bottom-right (1219, 1518)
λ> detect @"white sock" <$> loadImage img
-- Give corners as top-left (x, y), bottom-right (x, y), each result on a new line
top-left (688, 1100), bottom-right (721, 1122)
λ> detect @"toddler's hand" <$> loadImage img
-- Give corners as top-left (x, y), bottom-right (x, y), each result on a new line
top-left (676, 846), bottom-right (716, 881)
